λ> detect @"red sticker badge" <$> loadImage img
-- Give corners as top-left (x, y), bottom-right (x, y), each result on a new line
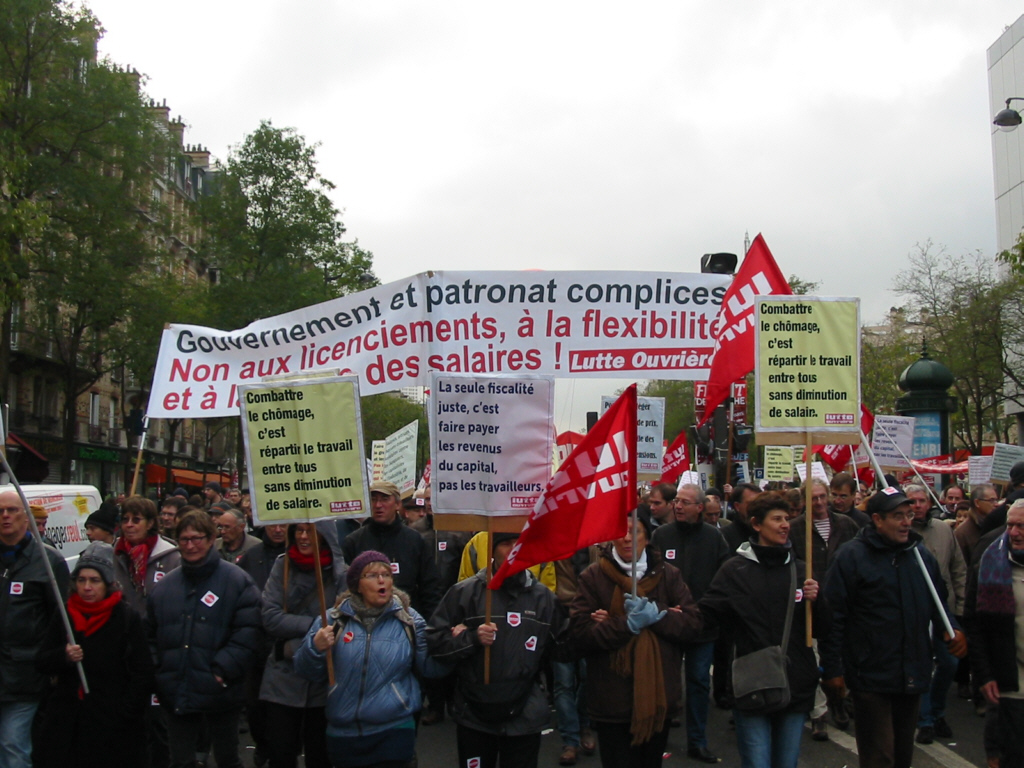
top-left (665, 549), bottom-right (676, 560)
top-left (507, 612), bottom-right (521, 627)
top-left (525, 635), bottom-right (538, 652)
top-left (200, 591), bottom-right (219, 607)
top-left (343, 631), bottom-right (355, 643)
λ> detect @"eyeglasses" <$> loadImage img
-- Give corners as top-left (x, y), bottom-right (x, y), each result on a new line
top-left (1006, 522), bottom-right (1024, 531)
top-left (360, 572), bottom-right (394, 581)
top-left (178, 535), bottom-right (210, 545)
top-left (979, 498), bottom-right (999, 504)
top-left (884, 511), bottom-right (915, 522)
top-left (121, 515), bottom-right (145, 524)
top-left (0, 506), bottom-right (23, 516)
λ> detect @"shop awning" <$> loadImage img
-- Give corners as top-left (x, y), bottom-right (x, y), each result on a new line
top-left (145, 465), bottom-right (231, 488)
top-left (5, 433), bottom-right (47, 462)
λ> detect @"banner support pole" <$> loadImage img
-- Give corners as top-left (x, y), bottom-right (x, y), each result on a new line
top-left (803, 435), bottom-right (813, 647)
top-left (310, 525), bottom-right (335, 686)
top-left (484, 520), bottom-right (493, 685)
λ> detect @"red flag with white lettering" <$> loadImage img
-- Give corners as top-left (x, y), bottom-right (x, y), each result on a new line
top-left (660, 430), bottom-right (690, 485)
top-left (488, 385), bottom-right (638, 589)
top-left (697, 235), bottom-right (791, 427)
top-left (810, 405), bottom-right (874, 472)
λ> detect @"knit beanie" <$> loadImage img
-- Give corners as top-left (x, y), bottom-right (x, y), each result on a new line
top-left (72, 541), bottom-right (117, 586)
top-left (346, 550), bottom-right (392, 593)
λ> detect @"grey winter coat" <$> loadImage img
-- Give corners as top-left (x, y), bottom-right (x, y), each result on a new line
top-left (259, 554), bottom-right (342, 708)
top-left (114, 535), bottom-right (181, 618)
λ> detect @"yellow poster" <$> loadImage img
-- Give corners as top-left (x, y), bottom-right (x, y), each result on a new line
top-left (763, 446), bottom-right (795, 482)
top-left (755, 297), bottom-right (860, 437)
top-left (241, 376), bottom-right (368, 525)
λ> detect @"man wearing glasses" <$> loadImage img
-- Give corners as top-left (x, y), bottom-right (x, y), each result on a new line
top-left (650, 483), bottom-right (730, 763)
top-left (821, 487), bottom-right (967, 768)
top-left (956, 485), bottom-right (1000, 570)
top-left (0, 490), bottom-right (69, 768)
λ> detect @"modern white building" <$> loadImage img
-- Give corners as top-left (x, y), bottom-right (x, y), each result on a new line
top-left (989, 15), bottom-right (1024, 433)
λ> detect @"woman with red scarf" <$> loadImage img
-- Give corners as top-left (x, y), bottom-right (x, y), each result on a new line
top-left (113, 495), bottom-right (181, 617)
top-left (35, 541), bottom-right (154, 767)
top-left (259, 523), bottom-right (343, 768)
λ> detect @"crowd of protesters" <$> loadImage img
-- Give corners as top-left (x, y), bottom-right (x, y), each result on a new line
top-left (0, 462), bottom-right (1022, 768)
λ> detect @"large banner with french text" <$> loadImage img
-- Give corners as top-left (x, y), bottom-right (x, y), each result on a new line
top-left (148, 270), bottom-right (730, 418)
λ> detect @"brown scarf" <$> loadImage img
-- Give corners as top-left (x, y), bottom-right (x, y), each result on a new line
top-left (599, 556), bottom-right (667, 745)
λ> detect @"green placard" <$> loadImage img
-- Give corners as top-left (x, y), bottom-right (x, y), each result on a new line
top-left (241, 376), bottom-right (368, 525)
top-left (755, 297), bottom-right (860, 438)
top-left (763, 446), bottom-right (795, 482)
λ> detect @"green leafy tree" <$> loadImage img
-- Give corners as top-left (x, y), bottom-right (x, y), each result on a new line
top-left (198, 121), bottom-right (375, 331)
top-left (360, 394), bottom-right (429, 478)
top-left (1, 0), bottom-right (173, 479)
top-left (893, 243), bottom-right (1020, 452)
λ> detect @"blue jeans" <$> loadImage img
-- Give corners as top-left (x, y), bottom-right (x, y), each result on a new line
top-left (684, 641), bottom-right (714, 750)
top-left (0, 701), bottom-right (40, 768)
top-left (553, 659), bottom-right (589, 747)
top-left (918, 639), bottom-right (957, 727)
top-left (733, 709), bottom-right (807, 768)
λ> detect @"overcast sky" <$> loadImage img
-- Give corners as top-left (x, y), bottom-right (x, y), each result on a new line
top-left (83, 0), bottom-right (1020, 431)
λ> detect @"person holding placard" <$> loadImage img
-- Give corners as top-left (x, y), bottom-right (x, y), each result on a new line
top-left (699, 492), bottom-right (825, 768)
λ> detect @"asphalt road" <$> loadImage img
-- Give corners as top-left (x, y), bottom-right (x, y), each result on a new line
top-left (238, 683), bottom-right (991, 768)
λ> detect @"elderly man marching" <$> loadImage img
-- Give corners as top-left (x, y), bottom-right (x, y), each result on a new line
top-left (0, 489), bottom-right (70, 768)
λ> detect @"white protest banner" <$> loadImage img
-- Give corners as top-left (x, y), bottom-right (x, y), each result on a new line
top-left (969, 455), bottom-right (995, 487)
top-left (871, 415), bottom-right (916, 469)
top-left (383, 421), bottom-right (419, 496)
top-left (990, 442), bottom-right (1024, 483)
top-left (147, 270), bottom-right (730, 419)
top-left (241, 376), bottom-right (368, 525)
top-left (431, 374), bottom-right (554, 516)
top-left (601, 395), bottom-right (666, 476)
top-left (763, 446), bottom-right (796, 482)
top-left (795, 461), bottom-right (829, 484)
top-left (370, 440), bottom-right (386, 482)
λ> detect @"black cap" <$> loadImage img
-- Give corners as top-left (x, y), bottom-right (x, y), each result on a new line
top-left (866, 486), bottom-right (909, 516)
top-left (490, 532), bottom-right (519, 552)
top-left (85, 501), bottom-right (119, 534)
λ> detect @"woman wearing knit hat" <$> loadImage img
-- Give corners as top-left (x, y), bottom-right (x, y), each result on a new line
top-left (34, 541), bottom-right (155, 767)
top-left (258, 523), bottom-right (343, 768)
top-left (294, 549), bottom-right (446, 768)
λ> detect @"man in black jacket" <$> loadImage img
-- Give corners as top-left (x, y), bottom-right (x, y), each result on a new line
top-left (148, 510), bottom-right (262, 768)
top-left (652, 484), bottom-right (730, 763)
top-left (427, 533), bottom-right (566, 768)
top-left (820, 488), bottom-right (967, 768)
top-left (0, 489), bottom-right (69, 768)
top-left (342, 481), bottom-right (442, 619)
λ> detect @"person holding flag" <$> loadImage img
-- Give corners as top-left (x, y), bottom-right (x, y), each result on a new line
top-left (569, 516), bottom-right (703, 767)
top-left (426, 532), bottom-right (566, 768)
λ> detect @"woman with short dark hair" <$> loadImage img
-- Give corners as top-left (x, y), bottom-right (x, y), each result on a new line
top-left (699, 492), bottom-right (827, 768)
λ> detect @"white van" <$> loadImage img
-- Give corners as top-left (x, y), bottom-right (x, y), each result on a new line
top-left (0, 484), bottom-right (101, 564)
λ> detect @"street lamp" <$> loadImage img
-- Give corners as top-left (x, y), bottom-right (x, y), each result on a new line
top-left (994, 98), bottom-right (1024, 131)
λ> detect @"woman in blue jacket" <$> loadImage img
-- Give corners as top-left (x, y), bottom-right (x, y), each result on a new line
top-left (294, 549), bottom-right (442, 768)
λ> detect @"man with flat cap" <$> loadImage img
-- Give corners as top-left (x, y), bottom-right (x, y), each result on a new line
top-left (820, 486), bottom-right (968, 768)
top-left (342, 480), bottom-right (442, 619)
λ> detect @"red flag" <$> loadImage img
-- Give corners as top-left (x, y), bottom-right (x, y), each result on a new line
top-left (811, 405), bottom-right (874, 472)
top-left (697, 235), bottom-right (791, 427)
top-left (488, 385), bottom-right (638, 589)
top-left (660, 430), bottom-right (690, 485)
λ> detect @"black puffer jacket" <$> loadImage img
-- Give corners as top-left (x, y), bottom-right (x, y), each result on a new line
top-left (651, 519), bottom-right (730, 643)
top-left (343, 515), bottom-right (442, 618)
top-left (426, 570), bottom-right (566, 736)
top-left (699, 542), bottom-right (827, 715)
top-left (147, 547), bottom-right (262, 714)
top-left (820, 526), bottom-right (955, 695)
top-left (0, 534), bottom-right (69, 702)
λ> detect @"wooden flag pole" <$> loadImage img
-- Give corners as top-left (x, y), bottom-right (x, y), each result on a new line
top-left (484, 520), bottom-right (493, 685)
top-left (129, 416), bottom-right (150, 497)
top-left (804, 436), bottom-right (813, 647)
top-left (310, 526), bottom-right (335, 686)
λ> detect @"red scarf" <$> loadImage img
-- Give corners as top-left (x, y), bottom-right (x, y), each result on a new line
top-left (287, 544), bottom-right (333, 572)
top-left (67, 590), bottom-right (122, 637)
top-left (115, 533), bottom-right (157, 590)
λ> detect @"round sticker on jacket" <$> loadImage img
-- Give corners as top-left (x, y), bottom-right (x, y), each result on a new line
top-left (343, 631), bottom-right (355, 643)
